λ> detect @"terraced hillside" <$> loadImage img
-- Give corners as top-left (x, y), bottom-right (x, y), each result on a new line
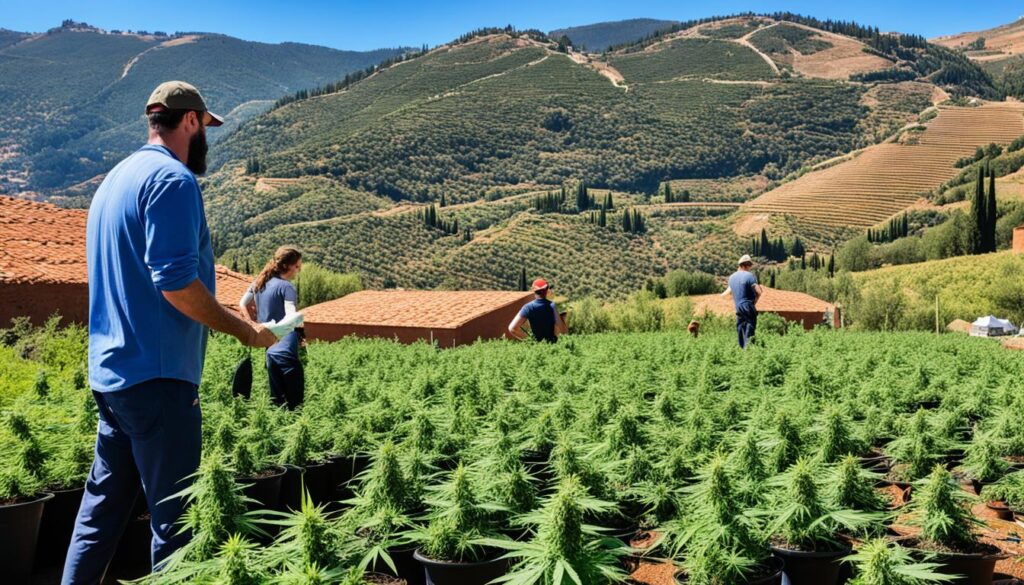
top-left (211, 29), bottom-right (885, 203)
top-left (744, 101), bottom-right (1024, 228)
top-left (0, 22), bottom-right (404, 195)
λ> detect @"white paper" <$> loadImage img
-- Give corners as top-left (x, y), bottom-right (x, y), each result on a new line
top-left (263, 311), bottom-right (304, 338)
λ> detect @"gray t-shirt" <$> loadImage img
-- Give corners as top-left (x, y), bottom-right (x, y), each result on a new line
top-left (728, 271), bottom-right (758, 310)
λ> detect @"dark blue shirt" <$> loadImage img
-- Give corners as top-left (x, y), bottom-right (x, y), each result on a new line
top-left (728, 270), bottom-right (759, 311)
top-left (519, 298), bottom-right (559, 342)
top-left (252, 277), bottom-right (299, 359)
top-left (87, 144), bottom-right (215, 392)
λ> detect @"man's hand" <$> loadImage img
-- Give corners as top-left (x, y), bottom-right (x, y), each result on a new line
top-left (163, 279), bottom-right (277, 348)
top-left (244, 323), bottom-right (278, 348)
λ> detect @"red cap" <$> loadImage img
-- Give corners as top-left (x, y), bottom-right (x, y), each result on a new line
top-left (531, 279), bottom-right (549, 292)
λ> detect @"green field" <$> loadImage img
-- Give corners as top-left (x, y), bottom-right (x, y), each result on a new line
top-left (4, 320), bottom-right (1024, 583)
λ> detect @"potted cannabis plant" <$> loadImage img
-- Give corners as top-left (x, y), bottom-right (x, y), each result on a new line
top-left (410, 464), bottom-right (509, 584)
top-left (957, 432), bottom-right (1009, 496)
top-left (485, 474), bottom-right (628, 585)
top-left (845, 538), bottom-right (948, 585)
top-left (663, 455), bottom-right (781, 585)
top-left (0, 411), bottom-right (55, 582)
top-left (979, 470), bottom-right (1024, 521)
top-left (340, 440), bottom-right (424, 585)
top-left (902, 465), bottom-right (1006, 585)
top-left (763, 458), bottom-right (881, 585)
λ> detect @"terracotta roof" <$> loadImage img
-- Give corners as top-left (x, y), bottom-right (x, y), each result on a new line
top-left (303, 290), bottom-right (536, 329)
top-left (690, 287), bottom-right (836, 317)
top-left (214, 265), bottom-right (252, 312)
top-left (0, 196), bottom-right (249, 305)
top-left (0, 196), bottom-right (88, 284)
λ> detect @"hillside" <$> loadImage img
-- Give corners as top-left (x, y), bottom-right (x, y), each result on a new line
top-left (932, 18), bottom-right (1024, 62)
top-left (744, 101), bottom-right (1024, 228)
top-left (548, 18), bottom-right (678, 52)
top-left (202, 17), bottom-right (1015, 298)
top-left (853, 251), bottom-right (1024, 325)
top-left (0, 21), bottom-right (405, 196)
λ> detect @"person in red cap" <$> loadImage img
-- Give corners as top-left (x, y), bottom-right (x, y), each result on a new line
top-left (508, 278), bottom-right (567, 342)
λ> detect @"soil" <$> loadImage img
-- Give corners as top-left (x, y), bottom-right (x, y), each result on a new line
top-left (629, 559), bottom-right (676, 585)
top-left (364, 573), bottom-right (406, 585)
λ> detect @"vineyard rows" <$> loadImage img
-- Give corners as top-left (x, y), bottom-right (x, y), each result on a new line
top-left (744, 102), bottom-right (1024, 227)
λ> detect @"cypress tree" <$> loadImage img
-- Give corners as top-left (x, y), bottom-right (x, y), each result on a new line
top-left (622, 209), bottom-right (632, 233)
top-left (986, 169), bottom-right (997, 252)
top-left (598, 205), bottom-right (607, 227)
top-left (827, 253), bottom-right (835, 278)
top-left (661, 182), bottom-right (673, 203)
top-left (244, 259), bottom-right (251, 274)
top-left (231, 257), bottom-right (239, 272)
top-left (605, 192), bottom-right (614, 210)
top-left (681, 189), bottom-right (690, 203)
top-left (800, 255), bottom-right (806, 270)
top-left (769, 270), bottom-right (776, 288)
top-left (518, 268), bottom-right (527, 291)
top-left (760, 229), bottom-right (771, 259)
top-left (440, 193), bottom-right (447, 207)
top-left (968, 168), bottom-right (986, 254)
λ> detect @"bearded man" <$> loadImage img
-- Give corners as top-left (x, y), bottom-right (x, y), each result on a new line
top-left (62, 81), bottom-right (276, 584)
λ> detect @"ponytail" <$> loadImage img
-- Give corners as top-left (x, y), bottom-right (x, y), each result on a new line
top-left (252, 246), bottom-right (302, 292)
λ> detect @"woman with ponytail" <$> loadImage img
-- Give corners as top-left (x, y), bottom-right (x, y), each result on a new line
top-left (239, 246), bottom-right (305, 409)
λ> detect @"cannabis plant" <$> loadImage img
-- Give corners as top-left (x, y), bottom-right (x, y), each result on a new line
top-left (663, 455), bottom-right (767, 585)
top-left (908, 465), bottom-right (983, 552)
top-left (411, 464), bottom-right (496, 562)
top-left (959, 432), bottom-right (1008, 483)
top-left (168, 451), bottom-right (267, 565)
top-left (487, 475), bottom-right (627, 585)
top-left (817, 408), bottom-right (866, 463)
top-left (826, 455), bottom-right (890, 515)
top-left (763, 458), bottom-right (879, 551)
top-left (980, 470), bottom-right (1024, 509)
top-left (845, 538), bottom-right (948, 585)
top-left (265, 488), bottom-right (342, 572)
top-left (886, 410), bottom-right (946, 482)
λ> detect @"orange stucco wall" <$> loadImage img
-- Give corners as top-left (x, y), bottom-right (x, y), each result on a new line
top-left (0, 282), bottom-right (89, 326)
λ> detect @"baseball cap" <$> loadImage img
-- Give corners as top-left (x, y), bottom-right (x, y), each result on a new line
top-left (531, 279), bottom-right (549, 292)
top-left (737, 254), bottom-right (754, 266)
top-left (145, 81), bottom-right (224, 127)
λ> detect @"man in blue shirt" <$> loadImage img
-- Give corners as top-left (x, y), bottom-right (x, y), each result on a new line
top-left (64, 81), bottom-right (275, 585)
top-left (721, 255), bottom-right (763, 349)
top-left (508, 278), bottom-right (568, 342)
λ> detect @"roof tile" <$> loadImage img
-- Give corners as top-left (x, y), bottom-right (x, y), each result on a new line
top-left (303, 290), bottom-right (536, 329)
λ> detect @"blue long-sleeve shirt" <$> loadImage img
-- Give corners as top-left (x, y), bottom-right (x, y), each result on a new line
top-left (87, 144), bottom-right (215, 392)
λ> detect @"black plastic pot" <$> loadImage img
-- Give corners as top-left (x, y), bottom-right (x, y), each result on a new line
top-left (675, 556), bottom-right (784, 584)
top-left (986, 501), bottom-right (1013, 521)
top-left (303, 460), bottom-right (333, 506)
top-left (770, 543), bottom-right (850, 585)
top-left (375, 545), bottom-right (425, 585)
top-left (0, 491), bottom-right (53, 582)
top-left (278, 464), bottom-right (305, 511)
top-left (930, 549), bottom-right (1005, 585)
top-left (328, 453), bottom-right (370, 493)
top-left (33, 486), bottom-right (85, 570)
top-left (413, 549), bottom-right (509, 585)
top-left (239, 465), bottom-right (287, 511)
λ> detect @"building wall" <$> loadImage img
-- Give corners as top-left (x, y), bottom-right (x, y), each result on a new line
top-left (0, 282), bottom-right (89, 326)
top-left (1014, 226), bottom-right (1024, 254)
top-left (771, 309), bottom-right (840, 330)
top-left (455, 299), bottom-right (529, 344)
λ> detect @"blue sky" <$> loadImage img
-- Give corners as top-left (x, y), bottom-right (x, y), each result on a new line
top-left (4, 1), bottom-right (1023, 51)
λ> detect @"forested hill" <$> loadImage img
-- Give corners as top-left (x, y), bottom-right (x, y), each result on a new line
top-left (548, 18), bottom-right (678, 52)
top-left (199, 16), bottom-right (1010, 298)
top-left (0, 21), bottom-right (406, 197)
top-left (210, 16), bottom-right (997, 205)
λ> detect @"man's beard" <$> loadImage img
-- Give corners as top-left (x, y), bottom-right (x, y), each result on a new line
top-left (187, 128), bottom-right (208, 176)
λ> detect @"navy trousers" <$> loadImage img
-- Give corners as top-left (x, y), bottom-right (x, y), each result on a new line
top-left (266, 353), bottom-right (304, 410)
top-left (62, 379), bottom-right (202, 585)
top-left (736, 303), bottom-right (758, 349)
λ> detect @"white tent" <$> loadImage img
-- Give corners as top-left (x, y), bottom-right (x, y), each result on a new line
top-left (970, 316), bottom-right (1019, 337)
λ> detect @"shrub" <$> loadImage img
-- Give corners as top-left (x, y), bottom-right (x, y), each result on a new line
top-left (294, 263), bottom-right (361, 309)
